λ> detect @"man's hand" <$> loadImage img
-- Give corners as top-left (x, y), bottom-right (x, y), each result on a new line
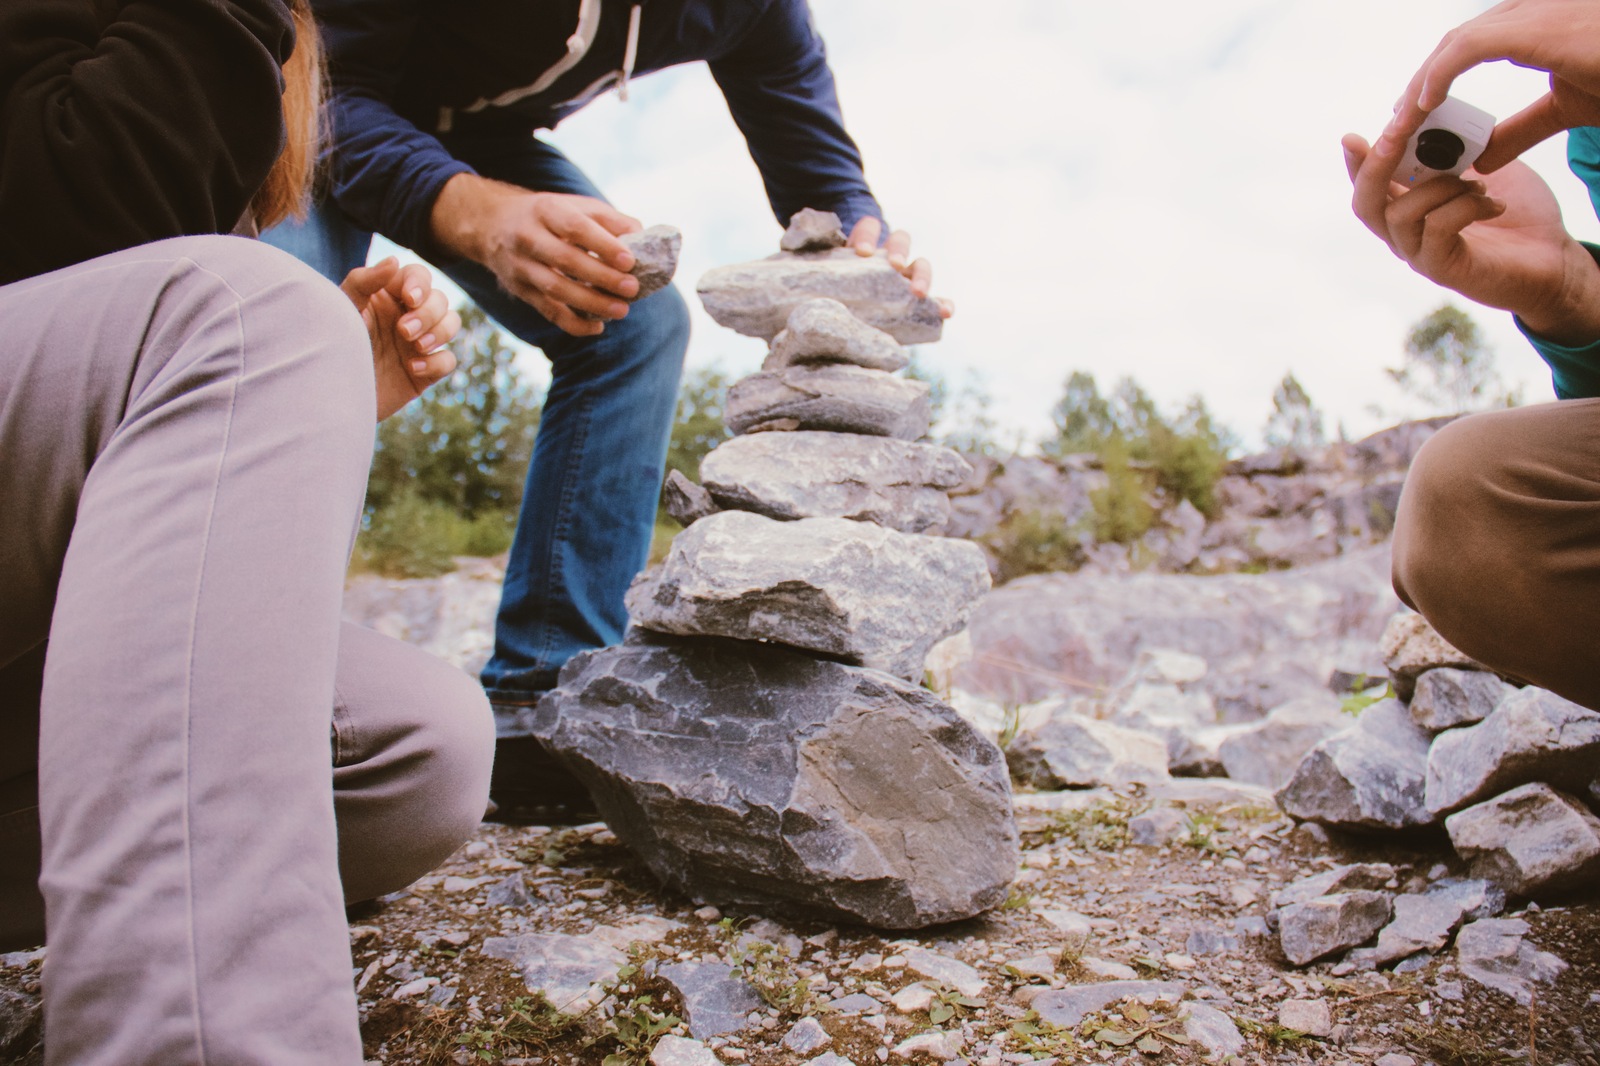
top-left (1343, 130), bottom-right (1600, 345)
top-left (1386, 0), bottom-right (1600, 172)
top-left (341, 257), bottom-right (462, 420)
top-left (847, 217), bottom-right (955, 319)
top-left (431, 173), bottom-right (641, 336)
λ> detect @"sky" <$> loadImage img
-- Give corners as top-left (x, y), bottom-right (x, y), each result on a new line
top-left (379, 0), bottom-right (1597, 453)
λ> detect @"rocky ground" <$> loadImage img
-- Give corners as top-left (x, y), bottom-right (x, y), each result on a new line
top-left (8, 781), bottom-right (1592, 1066)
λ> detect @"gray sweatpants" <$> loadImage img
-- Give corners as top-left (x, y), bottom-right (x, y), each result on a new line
top-left (0, 236), bottom-right (494, 1064)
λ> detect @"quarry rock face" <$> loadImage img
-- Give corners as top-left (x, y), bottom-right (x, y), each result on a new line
top-left (698, 431), bottom-right (968, 534)
top-left (534, 634), bottom-right (1018, 929)
top-left (627, 510), bottom-right (990, 681)
top-left (698, 250), bottom-right (943, 344)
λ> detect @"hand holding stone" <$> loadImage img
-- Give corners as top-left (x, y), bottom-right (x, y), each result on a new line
top-left (847, 216), bottom-right (953, 319)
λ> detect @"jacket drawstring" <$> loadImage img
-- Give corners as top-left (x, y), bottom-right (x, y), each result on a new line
top-left (618, 4), bottom-right (641, 102)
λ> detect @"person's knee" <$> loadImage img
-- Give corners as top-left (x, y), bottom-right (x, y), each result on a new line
top-left (1393, 415), bottom-right (1502, 602)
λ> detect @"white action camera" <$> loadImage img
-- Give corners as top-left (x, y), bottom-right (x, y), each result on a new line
top-left (1396, 96), bottom-right (1495, 186)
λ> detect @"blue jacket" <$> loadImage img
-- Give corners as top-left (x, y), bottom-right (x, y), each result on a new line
top-left (314, 0), bottom-right (883, 261)
top-left (1518, 126), bottom-right (1600, 399)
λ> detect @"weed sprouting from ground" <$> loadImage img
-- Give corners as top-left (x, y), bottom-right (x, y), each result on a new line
top-left (1023, 798), bottom-right (1136, 851)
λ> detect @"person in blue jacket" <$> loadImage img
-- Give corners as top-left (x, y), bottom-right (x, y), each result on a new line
top-left (1343, 0), bottom-right (1600, 712)
top-left (267, 0), bottom-right (947, 819)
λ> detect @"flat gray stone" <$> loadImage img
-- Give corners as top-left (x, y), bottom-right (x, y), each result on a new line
top-left (1180, 1002), bottom-right (1244, 1060)
top-left (658, 960), bottom-right (763, 1039)
top-left (902, 947), bottom-right (985, 997)
top-left (627, 510), bottom-right (991, 680)
top-left (1275, 699), bottom-right (1434, 830)
top-left (699, 251), bottom-right (943, 344)
top-left (485, 873), bottom-right (534, 909)
top-left (1277, 891), bottom-right (1393, 966)
top-left (650, 1034), bottom-right (721, 1066)
top-left (1455, 918), bottom-right (1568, 1005)
top-left (781, 1016), bottom-right (833, 1054)
top-left (826, 993), bottom-right (883, 1014)
top-left (1031, 980), bottom-right (1188, 1028)
top-left (780, 208), bottom-right (847, 252)
top-left (1445, 782), bottom-right (1600, 897)
top-left (1218, 695), bottom-right (1346, 789)
top-left (1007, 716), bottom-right (1171, 790)
top-left (699, 431), bottom-right (967, 535)
top-left (1425, 686), bottom-right (1600, 815)
top-left (764, 298), bottom-right (910, 373)
top-left (1346, 879), bottom-right (1504, 969)
top-left (536, 633), bottom-right (1019, 929)
top-left (726, 365), bottom-right (931, 440)
top-left (621, 225), bottom-right (682, 300)
top-left (481, 932), bottom-right (626, 1011)
top-left (1409, 668), bottom-right (1510, 733)
top-left (1277, 999), bottom-right (1333, 1037)
top-left (1271, 864), bottom-right (1396, 910)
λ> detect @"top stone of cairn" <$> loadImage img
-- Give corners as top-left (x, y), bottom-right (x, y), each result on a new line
top-left (779, 207), bottom-right (849, 253)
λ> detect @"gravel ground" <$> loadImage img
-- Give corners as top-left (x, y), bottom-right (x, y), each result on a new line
top-left (3, 785), bottom-right (1597, 1066)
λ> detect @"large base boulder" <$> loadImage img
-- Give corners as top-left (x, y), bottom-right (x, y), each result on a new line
top-left (534, 633), bottom-right (1019, 929)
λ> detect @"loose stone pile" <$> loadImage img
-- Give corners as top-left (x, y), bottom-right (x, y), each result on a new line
top-left (535, 210), bottom-right (1018, 929)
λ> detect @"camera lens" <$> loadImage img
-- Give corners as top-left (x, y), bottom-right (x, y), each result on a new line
top-left (1416, 128), bottom-right (1466, 171)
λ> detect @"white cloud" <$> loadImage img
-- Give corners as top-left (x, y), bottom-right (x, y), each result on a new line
top-left (390, 0), bottom-right (1600, 449)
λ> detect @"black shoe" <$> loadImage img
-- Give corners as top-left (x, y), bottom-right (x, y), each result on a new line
top-left (486, 733), bottom-right (601, 826)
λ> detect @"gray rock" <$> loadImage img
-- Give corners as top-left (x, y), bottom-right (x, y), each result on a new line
top-left (1030, 980), bottom-right (1188, 1027)
top-left (662, 469), bottom-right (720, 527)
top-left (699, 250), bottom-right (943, 344)
top-left (536, 634), bottom-right (1019, 929)
top-left (481, 932), bottom-right (626, 1011)
top-left (806, 1055), bottom-right (856, 1066)
top-left (1454, 917), bottom-right (1568, 1005)
top-left (621, 225), bottom-right (682, 301)
top-left (1218, 695), bottom-right (1347, 789)
top-left (1128, 807), bottom-right (1189, 846)
top-left (650, 1034), bottom-right (721, 1066)
top-left (1277, 891), bottom-right (1393, 966)
top-left (0, 988), bottom-right (40, 1058)
top-left (781, 1016), bottom-right (834, 1054)
top-left (1271, 864), bottom-right (1396, 910)
top-left (1425, 687), bottom-right (1600, 815)
top-left (627, 511), bottom-right (990, 680)
top-left (826, 992), bottom-right (883, 1014)
top-left (1409, 668), bottom-right (1511, 733)
top-left (1007, 716), bottom-right (1171, 790)
top-left (902, 947), bottom-right (985, 997)
top-left (1275, 698), bottom-right (1435, 830)
top-left (485, 873), bottom-right (535, 909)
top-left (726, 366), bottom-right (931, 441)
top-left (1277, 999), bottom-right (1333, 1037)
top-left (699, 432), bottom-right (967, 535)
top-left (1346, 879), bottom-right (1504, 969)
top-left (1380, 611), bottom-right (1483, 701)
top-left (1445, 783), bottom-right (1600, 896)
top-left (657, 961), bottom-right (763, 1039)
top-left (1185, 928), bottom-right (1242, 957)
top-left (1180, 1002), bottom-right (1245, 1060)
top-left (780, 208), bottom-right (847, 252)
top-left (764, 298), bottom-right (910, 373)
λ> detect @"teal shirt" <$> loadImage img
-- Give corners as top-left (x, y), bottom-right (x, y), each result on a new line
top-left (1517, 126), bottom-right (1600, 399)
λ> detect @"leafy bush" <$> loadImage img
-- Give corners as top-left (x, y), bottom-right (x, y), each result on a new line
top-left (980, 508), bottom-right (1088, 582)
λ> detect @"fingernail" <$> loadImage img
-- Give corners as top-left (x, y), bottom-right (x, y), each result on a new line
top-left (411, 359), bottom-right (428, 374)
top-left (401, 320), bottom-right (421, 339)
top-left (407, 287), bottom-right (424, 305)
top-left (417, 333), bottom-right (436, 350)
top-left (889, 255), bottom-right (907, 269)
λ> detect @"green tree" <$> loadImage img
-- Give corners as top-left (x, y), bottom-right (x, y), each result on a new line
top-left (1262, 372), bottom-right (1326, 451)
top-left (1044, 371), bottom-right (1117, 456)
top-left (1391, 303), bottom-right (1520, 414)
top-left (665, 365), bottom-right (731, 481)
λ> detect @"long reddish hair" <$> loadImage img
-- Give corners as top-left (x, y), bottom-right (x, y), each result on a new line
top-left (251, 0), bottom-right (324, 229)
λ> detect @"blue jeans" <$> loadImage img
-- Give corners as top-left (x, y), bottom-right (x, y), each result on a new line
top-left (266, 135), bottom-right (689, 727)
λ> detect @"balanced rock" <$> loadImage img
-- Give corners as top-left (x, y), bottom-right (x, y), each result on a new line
top-left (699, 250), bottom-right (943, 344)
top-left (699, 431), bottom-right (969, 534)
top-left (1275, 698), bottom-right (1434, 830)
top-left (726, 365), bottom-right (931, 440)
top-left (764, 298), bottom-right (910, 373)
top-left (1007, 716), bottom-right (1171, 790)
top-left (1445, 783), bottom-right (1600, 896)
top-left (621, 225), bottom-right (682, 300)
top-left (1424, 686), bottom-right (1600, 815)
top-left (1277, 891), bottom-right (1393, 966)
top-left (1409, 668), bottom-right (1510, 733)
top-left (1380, 611), bottom-right (1482, 700)
top-left (534, 633), bottom-right (1019, 928)
top-left (628, 511), bottom-right (990, 678)
top-left (780, 208), bottom-right (847, 252)
top-left (662, 469), bottom-right (720, 527)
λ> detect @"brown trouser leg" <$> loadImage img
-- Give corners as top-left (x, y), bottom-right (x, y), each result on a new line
top-left (1393, 399), bottom-right (1600, 710)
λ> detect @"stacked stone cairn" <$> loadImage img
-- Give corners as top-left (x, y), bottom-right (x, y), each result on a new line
top-left (534, 210), bottom-right (1019, 930)
top-left (1262, 610), bottom-right (1600, 989)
